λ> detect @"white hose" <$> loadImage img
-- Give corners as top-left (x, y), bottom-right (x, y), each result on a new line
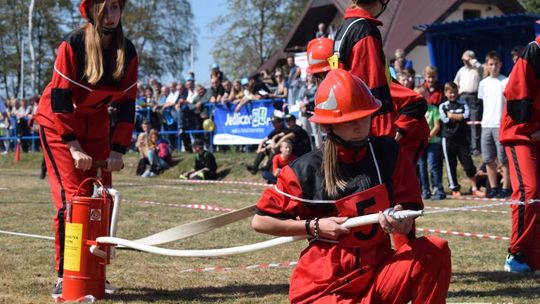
top-left (107, 188), bottom-right (121, 238)
top-left (97, 235), bottom-right (306, 257)
top-left (96, 209), bottom-right (423, 257)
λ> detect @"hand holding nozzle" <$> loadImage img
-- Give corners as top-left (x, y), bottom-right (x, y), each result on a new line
top-left (379, 205), bottom-right (423, 235)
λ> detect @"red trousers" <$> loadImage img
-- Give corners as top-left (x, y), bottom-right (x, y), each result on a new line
top-left (40, 127), bottom-right (111, 277)
top-left (393, 139), bottom-right (426, 250)
top-left (505, 143), bottom-right (540, 270)
top-left (290, 236), bottom-right (451, 304)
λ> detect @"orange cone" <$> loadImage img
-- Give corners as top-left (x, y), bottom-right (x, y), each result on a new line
top-left (14, 141), bottom-right (21, 163)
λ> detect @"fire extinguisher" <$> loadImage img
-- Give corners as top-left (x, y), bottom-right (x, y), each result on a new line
top-left (62, 178), bottom-right (113, 301)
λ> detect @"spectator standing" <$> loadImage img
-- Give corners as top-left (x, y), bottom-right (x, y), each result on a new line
top-left (0, 95), bottom-right (9, 154)
top-left (161, 82), bottom-right (180, 147)
top-left (439, 82), bottom-right (484, 198)
top-left (221, 79), bottom-right (232, 103)
top-left (286, 55), bottom-right (301, 85)
top-left (270, 69), bottom-right (288, 99)
top-left (210, 62), bottom-right (224, 83)
top-left (179, 140), bottom-right (217, 180)
top-left (397, 68), bottom-right (415, 90)
top-left (454, 50), bottom-right (483, 156)
top-left (260, 69), bottom-right (277, 88)
top-left (191, 84), bottom-right (211, 114)
top-left (15, 98), bottom-right (33, 152)
top-left (244, 73), bottom-right (270, 100)
top-left (315, 22), bottom-right (328, 38)
top-left (148, 78), bottom-right (161, 100)
top-left (228, 79), bottom-right (245, 112)
top-left (416, 87), bottom-right (445, 200)
top-left (185, 76), bottom-right (196, 104)
top-left (422, 66), bottom-right (444, 106)
top-left (261, 139), bottom-right (296, 184)
top-left (499, 35), bottom-right (540, 273)
top-left (234, 78), bottom-right (251, 112)
top-left (394, 48), bottom-right (413, 69)
top-left (209, 76), bottom-right (225, 104)
top-left (298, 73), bottom-right (322, 149)
top-left (477, 51), bottom-right (511, 199)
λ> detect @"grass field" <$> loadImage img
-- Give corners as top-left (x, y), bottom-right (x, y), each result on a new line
top-left (1, 151), bottom-right (539, 303)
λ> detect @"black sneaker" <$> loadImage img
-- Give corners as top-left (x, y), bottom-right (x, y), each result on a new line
top-left (497, 188), bottom-right (512, 199)
top-left (485, 187), bottom-right (499, 199)
top-left (246, 165), bottom-right (257, 175)
top-left (51, 281), bottom-right (62, 299)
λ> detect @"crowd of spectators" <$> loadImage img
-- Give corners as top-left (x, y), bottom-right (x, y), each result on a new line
top-left (395, 47), bottom-right (525, 199)
top-left (0, 42), bottom-right (527, 194)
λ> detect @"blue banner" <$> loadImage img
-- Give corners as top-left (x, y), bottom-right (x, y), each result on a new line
top-left (213, 100), bottom-right (279, 145)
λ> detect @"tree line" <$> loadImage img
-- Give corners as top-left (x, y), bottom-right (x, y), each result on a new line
top-left (0, 0), bottom-right (197, 99)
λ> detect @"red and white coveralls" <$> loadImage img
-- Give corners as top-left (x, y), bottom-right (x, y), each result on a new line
top-left (256, 137), bottom-right (451, 304)
top-left (333, 8), bottom-right (429, 159)
top-left (35, 29), bottom-right (137, 277)
top-left (500, 35), bottom-right (540, 270)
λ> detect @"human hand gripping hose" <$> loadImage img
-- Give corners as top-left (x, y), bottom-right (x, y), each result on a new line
top-left (95, 208), bottom-right (423, 257)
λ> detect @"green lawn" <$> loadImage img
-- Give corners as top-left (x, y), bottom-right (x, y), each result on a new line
top-left (0, 151), bottom-right (538, 303)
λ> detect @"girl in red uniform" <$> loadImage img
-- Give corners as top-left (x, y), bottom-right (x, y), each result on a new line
top-left (252, 69), bottom-right (451, 304)
top-left (35, 0), bottom-right (137, 297)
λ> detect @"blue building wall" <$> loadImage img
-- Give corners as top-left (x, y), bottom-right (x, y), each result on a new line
top-left (417, 14), bottom-right (540, 83)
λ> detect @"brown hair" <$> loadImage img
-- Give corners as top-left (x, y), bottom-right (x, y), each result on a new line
top-left (84, 2), bottom-right (126, 85)
top-left (443, 81), bottom-right (458, 92)
top-left (321, 128), bottom-right (347, 198)
top-left (484, 50), bottom-right (501, 63)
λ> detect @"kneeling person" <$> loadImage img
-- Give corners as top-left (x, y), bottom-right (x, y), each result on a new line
top-left (252, 69), bottom-right (451, 303)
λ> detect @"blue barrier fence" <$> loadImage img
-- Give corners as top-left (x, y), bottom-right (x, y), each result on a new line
top-left (0, 98), bottom-right (286, 153)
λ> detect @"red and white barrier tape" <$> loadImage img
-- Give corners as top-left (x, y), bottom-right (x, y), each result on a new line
top-left (452, 196), bottom-right (540, 206)
top-left (466, 121), bottom-right (482, 125)
top-left (154, 185), bottom-right (261, 196)
top-left (123, 199), bottom-right (235, 213)
top-left (417, 228), bottom-right (509, 241)
top-left (180, 261), bottom-right (298, 273)
top-left (424, 206), bottom-right (508, 214)
top-left (171, 179), bottom-right (270, 187)
top-left (114, 179), bottom-right (270, 188)
top-left (452, 196), bottom-right (508, 203)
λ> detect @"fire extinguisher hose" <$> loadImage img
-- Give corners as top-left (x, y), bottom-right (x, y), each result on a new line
top-left (96, 209), bottom-right (423, 257)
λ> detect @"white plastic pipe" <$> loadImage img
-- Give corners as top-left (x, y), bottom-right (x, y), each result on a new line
top-left (96, 209), bottom-right (423, 257)
top-left (96, 186), bottom-right (121, 259)
top-left (107, 187), bottom-right (121, 238)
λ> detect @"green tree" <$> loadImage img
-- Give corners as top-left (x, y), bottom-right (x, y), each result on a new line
top-left (0, 0), bottom-right (74, 98)
top-left (520, 0), bottom-right (540, 13)
top-left (211, 0), bottom-right (309, 79)
top-left (0, 0), bottom-right (197, 98)
top-left (123, 0), bottom-right (198, 80)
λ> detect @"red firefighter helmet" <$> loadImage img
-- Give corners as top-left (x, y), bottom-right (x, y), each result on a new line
top-left (80, 0), bottom-right (127, 21)
top-left (309, 69), bottom-right (381, 124)
top-left (306, 38), bottom-right (334, 74)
